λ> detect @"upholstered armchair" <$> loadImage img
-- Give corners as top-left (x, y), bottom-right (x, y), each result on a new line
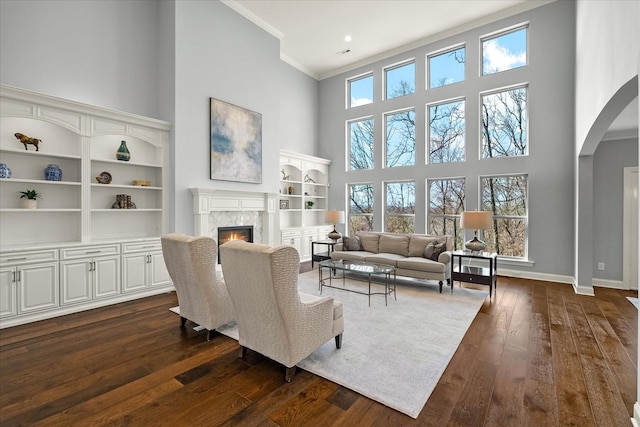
top-left (220, 240), bottom-right (344, 382)
top-left (161, 233), bottom-right (234, 341)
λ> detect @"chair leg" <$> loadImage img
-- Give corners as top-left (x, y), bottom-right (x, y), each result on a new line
top-left (206, 329), bottom-right (215, 341)
top-left (285, 366), bottom-right (296, 382)
top-left (180, 316), bottom-right (187, 327)
top-left (238, 345), bottom-right (248, 359)
top-left (335, 333), bottom-right (343, 349)
top-left (439, 281), bottom-right (443, 293)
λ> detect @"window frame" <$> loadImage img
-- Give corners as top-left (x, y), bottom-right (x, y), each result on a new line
top-left (479, 173), bottom-right (529, 259)
top-left (426, 96), bottom-right (466, 165)
top-left (347, 182), bottom-right (375, 236)
top-left (383, 107), bottom-right (416, 169)
top-left (383, 58), bottom-right (416, 101)
top-left (383, 180), bottom-right (416, 233)
top-left (346, 71), bottom-right (374, 109)
top-left (480, 23), bottom-right (529, 77)
top-left (426, 43), bottom-right (466, 89)
top-left (347, 115), bottom-right (375, 172)
top-left (427, 177), bottom-right (466, 250)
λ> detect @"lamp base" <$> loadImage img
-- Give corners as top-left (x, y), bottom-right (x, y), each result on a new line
top-left (327, 228), bottom-right (342, 241)
top-left (464, 237), bottom-right (486, 253)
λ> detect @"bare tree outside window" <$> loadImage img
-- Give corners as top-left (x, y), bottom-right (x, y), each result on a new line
top-left (428, 100), bottom-right (465, 163)
top-left (428, 178), bottom-right (465, 249)
top-left (349, 118), bottom-right (374, 171)
top-left (349, 183), bottom-right (374, 235)
top-left (385, 109), bottom-right (415, 167)
top-left (481, 86), bottom-right (527, 158)
top-left (385, 61), bottom-right (415, 99)
top-left (481, 175), bottom-right (527, 257)
top-left (428, 46), bottom-right (465, 88)
top-left (385, 181), bottom-right (415, 233)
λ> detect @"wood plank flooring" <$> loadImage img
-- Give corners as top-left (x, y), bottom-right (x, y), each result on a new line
top-left (0, 265), bottom-right (636, 426)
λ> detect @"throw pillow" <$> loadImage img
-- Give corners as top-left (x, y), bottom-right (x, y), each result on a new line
top-left (342, 236), bottom-right (362, 251)
top-left (424, 241), bottom-right (446, 261)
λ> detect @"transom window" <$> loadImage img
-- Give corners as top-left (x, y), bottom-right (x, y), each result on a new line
top-left (428, 178), bottom-right (465, 249)
top-left (347, 73), bottom-right (373, 108)
top-left (428, 99), bottom-right (465, 164)
top-left (385, 108), bottom-right (415, 168)
top-left (385, 181), bottom-right (415, 233)
top-left (348, 183), bottom-right (374, 235)
top-left (482, 26), bottom-right (527, 76)
top-left (348, 117), bottom-right (374, 171)
top-left (428, 45), bottom-right (465, 88)
top-left (481, 174), bottom-right (527, 257)
top-left (385, 60), bottom-right (415, 99)
top-left (481, 86), bottom-right (528, 159)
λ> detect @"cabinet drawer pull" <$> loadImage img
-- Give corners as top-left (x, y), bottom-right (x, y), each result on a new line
top-left (142, 246), bottom-right (155, 249)
top-left (85, 250), bottom-right (102, 254)
top-left (7, 257), bottom-right (28, 262)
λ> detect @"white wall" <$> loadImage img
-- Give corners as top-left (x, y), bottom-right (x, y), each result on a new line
top-left (0, 0), bottom-right (160, 119)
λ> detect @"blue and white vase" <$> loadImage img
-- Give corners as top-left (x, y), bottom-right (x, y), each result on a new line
top-left (0, 163), bottom-right (11, 178)
top-left (44, 164), bottom-right (62, 181)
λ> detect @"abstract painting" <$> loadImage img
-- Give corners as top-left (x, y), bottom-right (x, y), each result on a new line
top-left (210, 98), bottom-right (262, 183)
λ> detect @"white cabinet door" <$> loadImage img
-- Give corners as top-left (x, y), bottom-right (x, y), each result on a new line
top-left (149, 252), bottom-right (170, 288)
top-left (18, 262), bottom-right (59, 314)
top-left (0, 267), bottom-right (17, 318)
top-left (94, 255), bottom-right (120, 298)
top-left (60, 259), bottom-right (92, 305)
top-left (122, 253), bottom-right (148, 293)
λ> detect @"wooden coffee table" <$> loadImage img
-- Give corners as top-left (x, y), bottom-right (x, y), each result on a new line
top-left (318, 259), bottom-right (396, 306)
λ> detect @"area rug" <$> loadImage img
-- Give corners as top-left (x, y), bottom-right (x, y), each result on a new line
top-left (628, 297), bottom-right (639, 310)
top-left (215, 270), bottom-right (488, 418)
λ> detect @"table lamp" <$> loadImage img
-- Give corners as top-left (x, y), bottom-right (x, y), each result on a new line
top-left (460, 210), bottom-right (493, 252)
top-left (325, 210), bottom-right (345, 241)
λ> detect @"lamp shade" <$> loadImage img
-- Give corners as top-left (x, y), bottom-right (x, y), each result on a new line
top-left (325, 210), bottom-right (345, 225)
top-left (460, 211), bottom-right (492, 230)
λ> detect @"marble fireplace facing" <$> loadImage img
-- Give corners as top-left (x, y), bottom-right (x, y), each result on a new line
top-left (190, 188), bottom-right (279, 250)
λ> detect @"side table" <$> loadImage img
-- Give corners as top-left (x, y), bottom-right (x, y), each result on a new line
top-left (311, 240), bottom-right (338, 268)
top-left (451, 251), bottom-right (497, 297)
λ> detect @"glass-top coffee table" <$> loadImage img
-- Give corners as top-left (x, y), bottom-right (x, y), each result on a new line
top-left (318, 259), bottom-right (396, 306)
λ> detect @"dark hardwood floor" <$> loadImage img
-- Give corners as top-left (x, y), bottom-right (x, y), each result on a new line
top-left (0, 263), bottom-right (637, 426)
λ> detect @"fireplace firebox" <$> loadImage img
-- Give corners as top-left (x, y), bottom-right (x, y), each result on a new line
top-left (217, 225), bottom-right (254, 263)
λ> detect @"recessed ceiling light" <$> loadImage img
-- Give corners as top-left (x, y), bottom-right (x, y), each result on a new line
top-left (344, 35), bottom-right (352, 42)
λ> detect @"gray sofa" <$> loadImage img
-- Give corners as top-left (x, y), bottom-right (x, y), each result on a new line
top-left (330, 231), bottom-right (453, 292)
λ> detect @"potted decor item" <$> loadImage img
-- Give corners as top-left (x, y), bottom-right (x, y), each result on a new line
top-left (44, 163), bottom-right (62, 181)
top-left (306, 200), bottom-right (315, 209)
top-left (116, 140), bottom-right (130, 161)
top-left (0, 163), bottom-right (11, 178)
top-left (19, 189), bottom-right (41, 209)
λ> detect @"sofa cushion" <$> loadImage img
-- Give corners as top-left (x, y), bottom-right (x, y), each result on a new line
top-left (330, 250), bottom-right (370, 262)
top-left (342, 235), bottom-right (363, 251)
top-left (397, 257), bottom-right (446, 273)
top-left (408, 236), bottom-right (441, 257)
top-left (366, 253), bottom-right (406, 267)
top-left (424, 240), bottom-right (447, 261)
top-left (378, 234), bottom-right (410, 257)
top-left (357, 232), bottom-right (380, 253)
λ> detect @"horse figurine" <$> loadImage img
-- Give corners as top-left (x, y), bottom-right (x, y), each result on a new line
top-left (14, 133), bottom-right (43, 151)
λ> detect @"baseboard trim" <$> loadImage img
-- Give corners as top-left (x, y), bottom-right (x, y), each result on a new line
top-left (498, 268), bottom-right (574, 285)
top-left (632, 402), bottom-right (640, 427)
top-left (592, 278), bottom-right (626, 289)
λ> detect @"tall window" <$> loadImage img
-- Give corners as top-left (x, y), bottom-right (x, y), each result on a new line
top-left (385, 109), bottom-right (415, 167)
top-left (349, 183), bottom-right (374, 235)
top-left (428, 178), bottom-right (465, 249)
top-left (482, 26), bottom-right (527, 75)
top-left (348, 118), bottom-right (374, 171)
top-left (481, 174), bottom-right (527, 257)
top-left (428, 99), bottom-right (465, 163)
top-left (428, 46), bottom-right (465, 88)
top-left (481, 86), bottom-right (527, 158)
top-left (385, 181), bottom-right (415, 233)
top-left (348, 73), bottom-right (373, 108)
top-left (385, 60), bottom-right (415, 99)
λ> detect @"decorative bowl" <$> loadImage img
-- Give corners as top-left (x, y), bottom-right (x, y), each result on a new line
top-left (96, 171), bottom-right (112, 184)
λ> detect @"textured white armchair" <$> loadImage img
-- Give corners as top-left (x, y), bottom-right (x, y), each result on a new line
top-left (161, 233), bottom-right (234, 341)
top-left (220, 240), bottom-right (344, 382)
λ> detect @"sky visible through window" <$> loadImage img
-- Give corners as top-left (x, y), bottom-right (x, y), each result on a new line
top-left (429, 47), bottom-right (465, 88)
top-left (349, 75), bottom-right (373, 107)
top-left (482, 27), bottom-right (527, 75)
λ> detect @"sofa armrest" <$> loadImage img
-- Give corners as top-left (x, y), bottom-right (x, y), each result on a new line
top-left (438, 250), bottom-right (452, 265)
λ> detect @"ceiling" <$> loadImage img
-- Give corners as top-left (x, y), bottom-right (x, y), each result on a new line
top-left (223, 0), bottom-right (553, 80)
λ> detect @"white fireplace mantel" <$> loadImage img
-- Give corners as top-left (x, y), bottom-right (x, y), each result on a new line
top-left (190, 188), bottom-right (279, 246)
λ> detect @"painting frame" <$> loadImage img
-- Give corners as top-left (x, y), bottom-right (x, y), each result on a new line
top-left (210, 98), bottom-right (262, 183)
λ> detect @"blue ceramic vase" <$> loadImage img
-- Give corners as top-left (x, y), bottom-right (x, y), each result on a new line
top-left (44, 164), bottom-right (62, 181)
top-left (0, 163), bottom-right (11, 178)
top-left (116, 140), bottom-right (130, 161)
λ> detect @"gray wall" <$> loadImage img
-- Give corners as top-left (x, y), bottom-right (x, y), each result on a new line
top-left (280, 62), bottom-right (319, 156)
top-left (318, 0), bottom-right (576, 278)
top-left (592, 138), bottom-right (639, 281)
top-left (0, 0), bottom-right (160, 119)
